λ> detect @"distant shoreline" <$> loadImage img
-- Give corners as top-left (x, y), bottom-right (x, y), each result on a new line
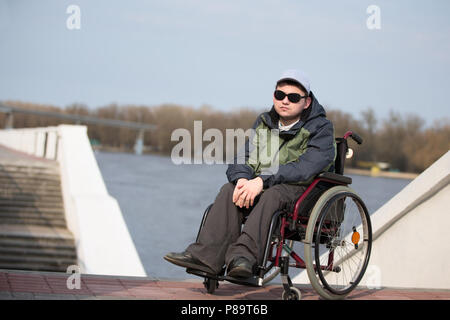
top-left (345, 168), bottom-right (418, 180)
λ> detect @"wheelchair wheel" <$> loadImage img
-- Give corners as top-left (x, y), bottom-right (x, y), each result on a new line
top-left (282, 287), bottom-right (301, 300)
top-left (304, 186), bottom-right (372, 300)
top-left (203, 278), bottom-right (219, 294)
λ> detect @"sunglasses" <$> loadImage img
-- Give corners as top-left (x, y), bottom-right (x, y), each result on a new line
top-left (274, 90), bottom-right (307, 103)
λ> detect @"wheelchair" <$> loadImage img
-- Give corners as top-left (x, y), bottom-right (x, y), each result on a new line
top-left (186, 131), bottom-right (372, 300)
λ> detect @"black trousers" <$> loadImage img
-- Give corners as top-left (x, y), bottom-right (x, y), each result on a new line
top-left (186, 182), bottom-right (307, 274)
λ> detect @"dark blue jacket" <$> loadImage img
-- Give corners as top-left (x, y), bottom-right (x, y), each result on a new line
top-left (226, 91), bottom-right (336, 189)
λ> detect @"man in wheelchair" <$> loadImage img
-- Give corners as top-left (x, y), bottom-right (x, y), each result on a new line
top-left (165, 69), bottom-right (336, 279)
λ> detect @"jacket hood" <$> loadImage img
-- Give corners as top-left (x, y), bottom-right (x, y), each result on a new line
top-left (261, 91), bottom-right (326, 132)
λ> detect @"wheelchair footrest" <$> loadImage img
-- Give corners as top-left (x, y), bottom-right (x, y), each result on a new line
top-left (186, 268), bottom-right (220, 279)
top-left (186, 268), bottom-right (263, 287)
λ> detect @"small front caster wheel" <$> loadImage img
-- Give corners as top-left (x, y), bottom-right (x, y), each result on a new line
top-left (204, 278), bottom-right (219, 294)
top-left (282, 287), bottom-right (302, 300)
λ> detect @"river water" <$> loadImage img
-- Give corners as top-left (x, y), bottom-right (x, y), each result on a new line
top-left (94, 151), bottom-right (411, 280)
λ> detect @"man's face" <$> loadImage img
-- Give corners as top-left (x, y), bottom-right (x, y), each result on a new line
top-left (273, 84), bottom-right (311, 124)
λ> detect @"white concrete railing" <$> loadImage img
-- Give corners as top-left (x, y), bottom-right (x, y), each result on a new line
top-left (293, 150), bottom-right (450, 290)
top-left (0, 125), bottom-right (147, 277)
top-left (0, 126), bottom-right (59, 160)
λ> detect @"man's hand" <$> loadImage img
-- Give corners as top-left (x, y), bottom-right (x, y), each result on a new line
top-left (233, 177), bottom-right (263, 209)
top-left (232, 178), bottom-right (248, 203)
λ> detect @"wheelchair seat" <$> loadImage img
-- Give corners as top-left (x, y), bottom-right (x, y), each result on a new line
top-left (317, 171), bottom-right (351, 185)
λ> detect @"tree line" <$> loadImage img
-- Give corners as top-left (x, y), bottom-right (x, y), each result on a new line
top-left (1, 100), bottom-right (449, 173)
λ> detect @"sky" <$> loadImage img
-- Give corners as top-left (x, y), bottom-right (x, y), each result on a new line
top-left (0, 0), bottom-right (449, 126)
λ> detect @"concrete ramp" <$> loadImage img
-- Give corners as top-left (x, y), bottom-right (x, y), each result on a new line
top-left (293, 150), bottom-right (450, 290)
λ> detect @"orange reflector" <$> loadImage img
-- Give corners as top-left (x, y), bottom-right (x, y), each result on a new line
top-left (351, 231), bottom-right (360, 244)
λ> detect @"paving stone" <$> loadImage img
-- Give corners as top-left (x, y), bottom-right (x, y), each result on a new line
top-left (33, 293), bottom-right (78, 300)
top-left (94, 291), bottom-right (133, 297)
top-left (85, 285), bottom-right (129, 297)
top-left (157, 280), bottom-right (205, 289)
top-left (93, 295), bottom-right (138, 300)
top-left (85, 283), bottom-right (125, 290)
top-left (120, 283), bottom-right (159, 290)
top-left (128, 288), bottom-right (175, 299)
top-left (0, 291), bottom-right (14, 299)
top-left (48, 287), bottom-right (93, 295)
top-left (0, 282), bottom-right (11, 291)
top-left (2, 269), bottom-right (450, 300)
top-left (128, 290), bottom-right (168, 299)
top-left (82, 278), bottom-right (122, 286)
top-left (9, 286), bottom-right (53, 294)
top-left (11, 292), bottom-right (35, 300)
top-left (75, 295), bottom-right (99, 300)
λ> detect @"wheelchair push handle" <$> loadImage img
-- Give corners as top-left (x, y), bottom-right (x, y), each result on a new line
top-left (343, 131), bottom-right (363, 145)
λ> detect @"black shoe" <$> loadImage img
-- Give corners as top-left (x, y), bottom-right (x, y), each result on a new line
top-left (227, 257), bottom-right (254, 279)
top-left (164, 251), bottom-right (215, 274)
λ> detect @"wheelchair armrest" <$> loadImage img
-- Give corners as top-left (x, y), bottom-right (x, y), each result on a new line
top-left (317, 171), bottom-right (352, 185)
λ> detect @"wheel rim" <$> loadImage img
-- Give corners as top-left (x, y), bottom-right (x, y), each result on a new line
top-left (313, 192), bottom-right (372, 295)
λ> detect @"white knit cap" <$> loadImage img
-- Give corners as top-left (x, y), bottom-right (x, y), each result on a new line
top-left (277, 69), bottom-right (311, 95)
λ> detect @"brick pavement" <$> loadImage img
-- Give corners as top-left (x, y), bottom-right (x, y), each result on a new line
top-left (1, 269), bottom-right (449, 300)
